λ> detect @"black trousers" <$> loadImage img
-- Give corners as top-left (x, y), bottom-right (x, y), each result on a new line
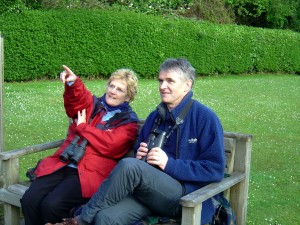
top-left (21, 166), bottom-right (89, 225)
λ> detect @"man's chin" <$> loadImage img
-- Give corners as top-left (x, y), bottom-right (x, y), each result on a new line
top-left (161, 100), bottom-right (171, 107)
top-left (160, 95), bottom-right (169, 102)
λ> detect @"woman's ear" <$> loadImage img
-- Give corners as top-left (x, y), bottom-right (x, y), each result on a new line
top-left (125, 95), bottom-right (131, 102)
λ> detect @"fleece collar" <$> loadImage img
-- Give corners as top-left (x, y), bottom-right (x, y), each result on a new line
top-left (158, 91), bottom-right (193, 123)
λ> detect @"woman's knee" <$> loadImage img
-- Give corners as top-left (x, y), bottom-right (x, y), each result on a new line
top-left (40, 195), bottom-right (63, 217)
top-left (21, 188), bottom-right (41, 208)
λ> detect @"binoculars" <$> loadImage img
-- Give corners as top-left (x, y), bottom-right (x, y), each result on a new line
top-left (141, 129), bottom-right (166, 162)
top-left (60, 136), bottom-right (88, 164)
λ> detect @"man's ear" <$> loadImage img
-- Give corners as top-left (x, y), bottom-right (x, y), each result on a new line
top-left (184, 79), bottom-right (193, 92)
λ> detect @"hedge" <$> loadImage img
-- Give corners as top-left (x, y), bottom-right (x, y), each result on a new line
top-left (0, 9), bottom-right (299, 81)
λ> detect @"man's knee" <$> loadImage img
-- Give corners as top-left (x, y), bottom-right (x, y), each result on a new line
top-left (94, 211), bottom-right (114, 225)
top-left (116, 158), bottom-right (144, 174)
top-left (119, 157), bottom-right (138, 167)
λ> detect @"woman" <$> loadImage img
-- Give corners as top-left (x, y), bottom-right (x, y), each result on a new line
top-left (21, 65), bottom-right (139, 225)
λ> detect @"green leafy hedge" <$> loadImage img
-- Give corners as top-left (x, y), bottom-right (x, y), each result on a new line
top-left (0, 9), bottom-right (299, 81)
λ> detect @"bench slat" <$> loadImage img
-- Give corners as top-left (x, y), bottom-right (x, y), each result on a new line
top-left (8, 183), bottom-right (29, 196)
top-left (0, 188), bottom-right (22, 207)
top-left (0, 139), bottom-right (64, 160)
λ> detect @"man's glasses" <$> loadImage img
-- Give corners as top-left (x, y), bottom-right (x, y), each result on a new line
top-left (108, 84), bottom-right (127, 95)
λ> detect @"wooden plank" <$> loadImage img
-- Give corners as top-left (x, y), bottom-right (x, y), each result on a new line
top-left (0, 188), bottom-right (22, 207)
top-left (4, 203), bottom-right (20, 225)
top-left (181, 204), bottom-right (201, 225)
top-left (8, 183), bottom-right (29, 196)
top-left (2, 158), bottom-right (19, 187)
top-left (224, 138), bottom-right (235, 173)
top-left (224, 138), bottom-right (235, 153)
top-left (0, 139), bottom-right (64, 160)
top-left (230, 139), bottom-right (252, 225)
top-left (224, 138), bottom-right (236, 199)
top-left (0, 119), bottom-right (145, 161)
top-left (0, 33), bottom-right (4, 188)
top-left (224, 132), bottom-right (252, 142)
top-left (0, 34), bottom-right (4, 154)
top-left (180, 172), bottom-right (245, 207)
top-left (0, 34), bottom-right (20, 225)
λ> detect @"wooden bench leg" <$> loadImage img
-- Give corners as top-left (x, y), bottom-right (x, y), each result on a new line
top-left (4, 203), bottom-right (21, 225)
top-left (181, 204), bottom-right (201, 225)
top-left (230, 181), bottom-right (248, 225)
top-left (230, 139), bottom-right (251, 225)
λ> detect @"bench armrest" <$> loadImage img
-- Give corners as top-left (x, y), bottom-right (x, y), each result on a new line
top-left (0, 139), bottom-right (64, 160)
top-left (180, 172), bottom-right (245, 207)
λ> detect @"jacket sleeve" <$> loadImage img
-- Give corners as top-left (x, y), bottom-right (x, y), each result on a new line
top-left (76, 122), bottom-right (138, 159)
top-left (63, 78), bottom-right (94, 119)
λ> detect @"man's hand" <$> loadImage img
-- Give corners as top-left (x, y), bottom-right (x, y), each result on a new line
top-left (60, 65), bottom-right (77, 84)
top-left (76, 109), bottom-right (86, 126)
top-left (146, 147), bottom-right (168, 170)
top-left (136, 142), bottom-right (168, 170)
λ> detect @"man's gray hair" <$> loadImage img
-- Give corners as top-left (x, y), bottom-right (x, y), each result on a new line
top-left (159, 58), bottom-right (195, 86)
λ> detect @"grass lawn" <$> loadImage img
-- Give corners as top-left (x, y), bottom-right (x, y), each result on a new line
top-left (2, 74), bottom-right (300, 224)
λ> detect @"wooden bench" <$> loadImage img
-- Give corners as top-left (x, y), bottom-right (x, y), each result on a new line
top-left (0, 119), bottom-right (252, 225)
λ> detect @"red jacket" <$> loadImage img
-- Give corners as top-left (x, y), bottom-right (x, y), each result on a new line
top-left (34, 78), bottom-right (138, 197)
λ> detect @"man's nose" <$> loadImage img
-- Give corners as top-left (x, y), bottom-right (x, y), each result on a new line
top-left (160, 81), bottom-right (167, 89)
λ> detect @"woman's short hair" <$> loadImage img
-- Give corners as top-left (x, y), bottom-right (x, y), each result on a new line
top-left (107, 69), bottom-right (138, 102)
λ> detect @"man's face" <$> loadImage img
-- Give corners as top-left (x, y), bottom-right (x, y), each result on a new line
top-left (158, 70), bottom-right (191, 110)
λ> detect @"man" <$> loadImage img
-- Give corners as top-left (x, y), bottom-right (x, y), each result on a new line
top-left (57, 58), bottom-right (225, 225)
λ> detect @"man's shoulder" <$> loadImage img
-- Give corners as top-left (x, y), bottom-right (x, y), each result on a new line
top-left (190, 100), bottom-right (221, 121)
top-left (191, 100), bottom-right (214, 113)
top-left (145, 110), bottom-right (159, 122)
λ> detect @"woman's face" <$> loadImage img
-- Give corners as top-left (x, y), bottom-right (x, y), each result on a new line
top-left (105, 79), bottom-right (130, 106)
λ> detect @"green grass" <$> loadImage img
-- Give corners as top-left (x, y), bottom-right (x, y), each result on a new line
top-left (2, 74), bottom-right (300, 224)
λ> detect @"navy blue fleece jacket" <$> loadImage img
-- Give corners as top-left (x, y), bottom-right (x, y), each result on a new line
top-left (135, 91), bottom-right (225, 224)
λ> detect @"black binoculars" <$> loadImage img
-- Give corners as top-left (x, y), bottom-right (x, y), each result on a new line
top-left (60, 136), bottom-right (88, 164)
top-left (141, 129), bottom-right (166, 162)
